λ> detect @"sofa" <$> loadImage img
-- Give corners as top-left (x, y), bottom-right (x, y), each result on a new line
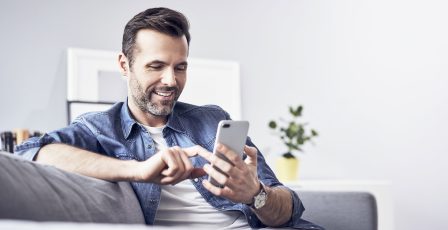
top-left (0, 151), bottom-right (377, 230)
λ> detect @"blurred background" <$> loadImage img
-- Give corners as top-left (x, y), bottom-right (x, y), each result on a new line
top-left (1, 0), bottom-right (447, 229)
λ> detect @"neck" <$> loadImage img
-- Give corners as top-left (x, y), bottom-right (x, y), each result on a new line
top-left (127, 99), bottom-right (168, 127)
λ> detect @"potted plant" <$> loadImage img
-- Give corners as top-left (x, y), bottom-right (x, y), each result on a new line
top-left (268, 105), bottom-right (318, 182)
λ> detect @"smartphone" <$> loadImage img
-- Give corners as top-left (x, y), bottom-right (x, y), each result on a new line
top-left (208, 120), bottom-right (249, 187)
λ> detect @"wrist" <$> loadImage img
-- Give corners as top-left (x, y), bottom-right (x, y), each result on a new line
top-left (245, 181), bottom-right (262, 205)
top-left (132, 153), bottom-right (166, 182)
top-left (120, 159), bottom-right (143, 181)
top-left (246, 181), bottom-right (269, 210)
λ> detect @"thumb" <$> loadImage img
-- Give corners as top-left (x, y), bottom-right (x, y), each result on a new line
top-left (244, 145), bottom-right (258, 166)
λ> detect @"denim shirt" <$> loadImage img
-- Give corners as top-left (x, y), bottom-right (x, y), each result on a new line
top-left (15, 101), bottom-right (322, 230)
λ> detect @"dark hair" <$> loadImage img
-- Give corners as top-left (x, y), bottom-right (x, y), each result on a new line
top-left (122, 7), bottom-right (191, 67)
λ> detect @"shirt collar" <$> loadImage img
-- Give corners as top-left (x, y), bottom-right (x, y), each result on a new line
top-left (120, 100), bottom-right (185, 139)
top-left (165, 104), bottom-right (185, 134)
top-left (120, 99), bottom-right (138, 139)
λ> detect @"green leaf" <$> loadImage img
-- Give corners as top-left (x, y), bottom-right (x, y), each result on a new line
top-left (285, 124), bottom-right (298, 139)
top-left (268, 121), bottom-right (277, 129)
top-left (285, 128), bottom-right (293, 139)
top-left (286, 143), bottom-right (299, 151)
top-left (289, 106), bottom-right (295, 116)
top-left (289, 105), bottom-right (302, 117)
top-left (289, 122), bottom-right (299, 135)
top-left (298, 126), bottom-right (305, 136)
top-left (311, 129), bottom-right (318, 136)
top-left (296, 105), bottom-right (303, 116)
top-left (296, 135), bottom-right (304, 145)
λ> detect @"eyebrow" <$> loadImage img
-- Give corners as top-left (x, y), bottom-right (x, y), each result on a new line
top-left (144, 60), bottom-right (188, 68)
top-left (177, 61), bottom-right (188, 66)
top-left (145, 60), bottom-right (166, 67)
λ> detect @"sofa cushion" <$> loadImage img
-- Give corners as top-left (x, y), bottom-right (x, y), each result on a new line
top-left (0, 151), bottom-right (145, 224)
top-left (298, 191), bottom-right (378, 230)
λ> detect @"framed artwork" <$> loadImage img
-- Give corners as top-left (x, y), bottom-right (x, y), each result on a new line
top-left (67, 48), bottom-right (241, 124)
top-left (179, 58), bottom-right (241, 119)
top-left (67, 48), bottom-right (126, 102)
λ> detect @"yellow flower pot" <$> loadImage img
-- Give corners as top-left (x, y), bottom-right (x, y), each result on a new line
top-left (275, 156), bottom-right (299, 182)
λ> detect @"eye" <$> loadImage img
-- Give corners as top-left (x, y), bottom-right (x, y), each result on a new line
top-left (148, 64), bottom-right (164, 71)
top-left (175, 64), bottom-right (188, 72)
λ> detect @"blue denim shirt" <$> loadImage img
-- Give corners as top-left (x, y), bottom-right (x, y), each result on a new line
top-left (15, 101), bottom-right (322, 229)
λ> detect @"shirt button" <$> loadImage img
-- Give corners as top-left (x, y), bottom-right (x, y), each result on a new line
top-left (193, 178), bottom-right (199, 183)
top-left (147, 144), bottom-right (152, 149)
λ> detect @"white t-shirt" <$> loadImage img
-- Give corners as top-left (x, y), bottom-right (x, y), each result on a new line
top-left (142, 125), bottom-right (249, 229)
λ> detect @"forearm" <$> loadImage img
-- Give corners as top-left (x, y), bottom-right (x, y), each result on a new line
top-left (253, 186), bottom-right (292, 227)
top-left (36, 143), bottom-right (139, 181)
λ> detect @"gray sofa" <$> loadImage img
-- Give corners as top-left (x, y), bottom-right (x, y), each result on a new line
top-left (0, 151), bottom-right (377, 230)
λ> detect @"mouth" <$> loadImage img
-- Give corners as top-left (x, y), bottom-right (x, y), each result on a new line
top-left (154, 91), bottom-right (174, 97)
top-left (152, 88), bottom-right (177, 100)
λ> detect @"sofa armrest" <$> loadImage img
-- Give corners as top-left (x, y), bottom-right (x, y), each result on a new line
top-left (297, 191), bottom-right (378, 230)
top-left (0, 151), bottom-right (145, 224)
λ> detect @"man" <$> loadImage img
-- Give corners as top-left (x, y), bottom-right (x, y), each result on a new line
top-left (16, 7), bottom-right (321, 229)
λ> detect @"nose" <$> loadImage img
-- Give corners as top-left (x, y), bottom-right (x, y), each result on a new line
top-left (160, 68), bottom-right (176, 86)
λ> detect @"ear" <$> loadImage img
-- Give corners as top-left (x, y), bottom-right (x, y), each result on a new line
top-left (118, 53), bottom-right (129, 76)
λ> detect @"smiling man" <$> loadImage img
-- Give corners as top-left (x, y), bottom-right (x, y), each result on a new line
top-left (123, 29), bottom-right (188, 124)
top-left (15, 7), bottom-right (322, 229)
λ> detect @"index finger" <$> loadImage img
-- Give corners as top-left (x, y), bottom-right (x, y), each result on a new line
top-left (183, 145), bottom-right (213, 159)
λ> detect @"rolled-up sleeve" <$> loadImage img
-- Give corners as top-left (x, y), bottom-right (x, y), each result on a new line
top-left (14, 134), bottom-right (57, 160)
top-left (14, 120), bottom-right (98, 161)
top-left (286, 186), bottom-right (306, 226)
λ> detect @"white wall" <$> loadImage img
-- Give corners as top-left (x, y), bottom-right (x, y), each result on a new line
top-left (1, 0), bottom-right (447, 229)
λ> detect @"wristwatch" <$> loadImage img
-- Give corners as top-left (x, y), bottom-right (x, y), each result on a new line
top-left (250, 182), bottom-right (268, 209)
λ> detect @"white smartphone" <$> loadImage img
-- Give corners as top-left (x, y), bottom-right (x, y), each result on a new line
top-left (208, 120), bottom-right (250, 187)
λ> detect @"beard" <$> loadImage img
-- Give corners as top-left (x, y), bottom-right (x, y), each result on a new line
top-left (129, 76), bottom-right (180, 117)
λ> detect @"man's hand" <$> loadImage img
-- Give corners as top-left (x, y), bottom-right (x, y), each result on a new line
top-left (135, 146), bottom-right (206, 185)
top-left (194, 144), bottom-right (293, 227)
top-left (196, 144), bottom-right (261, 204)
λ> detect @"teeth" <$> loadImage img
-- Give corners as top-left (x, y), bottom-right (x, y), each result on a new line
top-left (155, 91), bottom-right (173, 97)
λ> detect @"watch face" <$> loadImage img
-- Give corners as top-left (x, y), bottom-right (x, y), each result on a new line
top-left (254, 192), bottom-right (267, 209)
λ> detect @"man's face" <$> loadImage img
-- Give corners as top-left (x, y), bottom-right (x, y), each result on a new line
top-left (122, 29), bottom-right (188, 117)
